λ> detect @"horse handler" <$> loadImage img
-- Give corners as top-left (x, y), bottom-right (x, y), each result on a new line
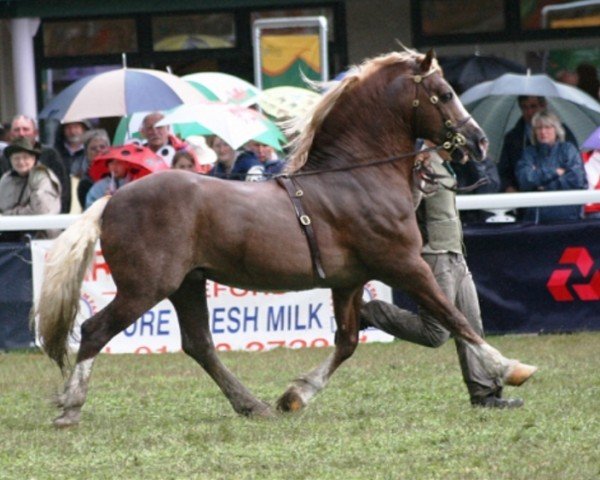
top-left (360, 144), bottom-right (530, 408)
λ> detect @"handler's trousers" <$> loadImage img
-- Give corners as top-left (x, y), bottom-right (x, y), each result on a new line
top-left (361, 252), bottom-right (502, 401)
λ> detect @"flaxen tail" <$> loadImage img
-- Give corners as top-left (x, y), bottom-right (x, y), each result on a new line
top-left (33, 196), bottom-right (111, 373)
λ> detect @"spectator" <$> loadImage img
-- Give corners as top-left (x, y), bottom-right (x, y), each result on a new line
top-left (54, 120), bottom-right (90, 177)
top-left (515, 110), bottom-right (587, 223)
top-left (0, 137), bottom-right (61, 241)
top-left (85, 158), bottom-right (131, 210)
top-left (0, 121), bottom-right (9, 141)
top-left (245, 140), bottom-right (286, 176)
top-left (76, 129), bottom-right (111, 209)
top-left (582, 149), bottom-right (600, 219)
top-left (555, 69), bottom-right (578, 87)
top-left (171, 150), bottom-right (200, 172)
top-left (139, 112), bottom-right (187, 166)
top-left (207, 136), bottom-right (262, 181)
top-left (0, 121), bottom-right (9, 157)
top-left (360, 145), bottom-right (529, 409)
top-left (575, 63), bottom-right (600, 101)
top-left (497, 96), bottom-right (578, 192)
top-left (454, 155), bottom-right (501, 224)
top-left (3, 115), bottom-right (71, 213)
top-left (185, 135), bottom-right (216, 174)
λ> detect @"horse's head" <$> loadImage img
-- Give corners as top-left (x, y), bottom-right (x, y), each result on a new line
top-left (400, 49), bottom-right (488, 162)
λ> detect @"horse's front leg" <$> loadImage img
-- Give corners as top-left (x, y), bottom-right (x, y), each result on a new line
top-left (396, 256), bottom-right (537, 387)
top-left (276, 286), bottom-right (363, 412)
top-left (170, 272), bottom-right (273, 418)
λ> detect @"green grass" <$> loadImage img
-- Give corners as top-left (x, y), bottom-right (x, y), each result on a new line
top-left (1, 332), bottom-right (599, 480)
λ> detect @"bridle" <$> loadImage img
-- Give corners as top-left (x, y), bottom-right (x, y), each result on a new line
top-left (409, 67), bottom-right (473, 163)
top-left (272, 67), bottom-right (476, 180)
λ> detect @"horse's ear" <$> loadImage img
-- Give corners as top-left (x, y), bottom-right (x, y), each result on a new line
top-left (421, 49), bottom-right (436, 73)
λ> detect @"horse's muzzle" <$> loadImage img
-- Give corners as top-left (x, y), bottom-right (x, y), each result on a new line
top-left (478, 136), bottom-right (489, 160)
top-left (450, 134), bottom-right (487, 164)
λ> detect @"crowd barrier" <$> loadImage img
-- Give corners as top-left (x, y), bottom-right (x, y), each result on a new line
top-left (1, 190), bottom-right (599, 351)
top-left (394, 219), bottom-right (600, 333)
top-left (0, 243), bottom-right (34, 350)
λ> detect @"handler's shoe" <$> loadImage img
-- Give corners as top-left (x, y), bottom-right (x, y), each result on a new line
top-left (471, 394), bottom-right (524, 409)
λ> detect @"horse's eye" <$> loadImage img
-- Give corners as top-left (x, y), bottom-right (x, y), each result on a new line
top-left (440, 92), bottom-right (453, 103)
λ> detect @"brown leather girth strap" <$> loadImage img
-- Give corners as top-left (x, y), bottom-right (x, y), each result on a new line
top-left (276, 175), bottom-right (327, 280)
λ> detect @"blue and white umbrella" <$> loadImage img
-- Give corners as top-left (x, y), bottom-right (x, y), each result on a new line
top-left (39, 68), bottom-right (208, 123)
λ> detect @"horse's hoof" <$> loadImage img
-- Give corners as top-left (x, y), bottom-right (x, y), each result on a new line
top-left (53, 410), bottom-right (81, 428)
top-left (504, 362), bottom-right (538, 387)
top-left (276, 388), bottom-right (306, 413)
top-left (251, 402), bottom-right (275, 419)
top-left (52, 393), bottom-right (66, 409)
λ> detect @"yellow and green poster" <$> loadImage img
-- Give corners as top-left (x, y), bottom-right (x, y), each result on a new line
top-left (260, 34), bottom-right (321, 88)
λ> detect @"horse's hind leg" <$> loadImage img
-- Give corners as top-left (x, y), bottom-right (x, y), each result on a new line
top-left (169, 271), bottom-right (272, 418)
top-left (53, 295), bottom-right (155, 428)
top-left (277, 286), bottom-right (362, 412)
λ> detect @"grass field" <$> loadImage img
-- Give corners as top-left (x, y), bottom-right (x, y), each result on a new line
top-left (1, 332), bottom-right (599, 480)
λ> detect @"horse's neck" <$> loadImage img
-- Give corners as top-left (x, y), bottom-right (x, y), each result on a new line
top-left (303, 129), bottom-right (415, 173)
top-left (299, 150), bottom-right (416, 207)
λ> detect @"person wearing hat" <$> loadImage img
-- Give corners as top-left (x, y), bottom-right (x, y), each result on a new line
top-left (5, 115), bottom-right (71, 214)
top-left (184, 135), bottom-right (216, 174)
top-left (84, 151), bottom-right (133, 210)
top-left (0, 137), bottom-right (61, 241)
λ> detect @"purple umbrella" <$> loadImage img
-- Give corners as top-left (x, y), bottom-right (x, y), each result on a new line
top-left (582, 126), bottom-right (600, 150)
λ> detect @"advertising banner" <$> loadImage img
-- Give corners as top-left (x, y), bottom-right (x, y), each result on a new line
top-left (464, 221), bottom-right (600, 333)
top-left (393, 220), bottom-right (600, 334)
top-left (260, 34), bottom-right (321, 88)
top-left (0, 243), bottom-right (34, 350)
top-left (31, 240), bottom-right (393, 354)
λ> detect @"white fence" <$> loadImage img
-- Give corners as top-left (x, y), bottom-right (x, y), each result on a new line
top-left (2, 190), bottom-right (600, 232)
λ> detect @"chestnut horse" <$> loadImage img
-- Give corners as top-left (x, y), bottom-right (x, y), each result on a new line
top-left (36, 49), bottom-right (536, 427)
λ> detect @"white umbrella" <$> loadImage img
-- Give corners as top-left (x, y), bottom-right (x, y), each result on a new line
top-left (460, 73), bottom-right (600, 161)
top-left (156, 103), bottom-right (271, 150)
top-left (182, 72), bottom-right (260, 107)
top-left (460, 72), bottom-right (600, 104)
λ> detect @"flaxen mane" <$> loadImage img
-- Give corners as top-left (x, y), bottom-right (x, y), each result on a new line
top-left (285, 49), bottom-right (437, 172)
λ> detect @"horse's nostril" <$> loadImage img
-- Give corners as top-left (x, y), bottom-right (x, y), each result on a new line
top-left (479, 137), bottom-right (489, 157)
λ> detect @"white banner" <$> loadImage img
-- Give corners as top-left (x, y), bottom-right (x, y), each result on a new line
top-left (31, 240), bottom-right (393, 354)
